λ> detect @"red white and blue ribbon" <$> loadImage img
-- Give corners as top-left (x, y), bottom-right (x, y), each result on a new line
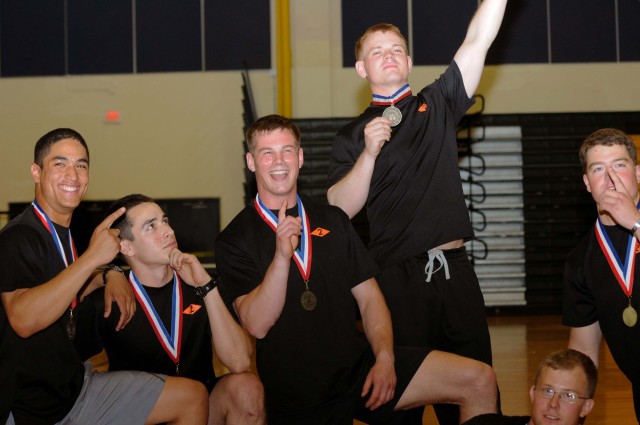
top-left (32, 200), bottom-right (78, 307)
top-left (254, 194), bottom-right (312, 281)
top-left (129, 270), bottom-right (183, 365)
top-left (372, 84), bottom-right (412, 106)
top-left (595, 218), bottom-right (635, 296)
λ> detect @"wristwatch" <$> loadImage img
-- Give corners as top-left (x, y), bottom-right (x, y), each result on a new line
top-left (102, 264), bottom-right (126, 285)
top-left (194, 277), bottom-right (218, 299)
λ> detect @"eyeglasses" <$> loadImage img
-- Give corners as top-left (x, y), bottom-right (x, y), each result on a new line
top-left (536, 386), bottom-right (590, 404)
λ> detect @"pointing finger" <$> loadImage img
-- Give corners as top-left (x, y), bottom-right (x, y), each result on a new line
top-left (278, 200), bottom-right (287, 225)
top-left (99, 207), bottom-right (126, 230)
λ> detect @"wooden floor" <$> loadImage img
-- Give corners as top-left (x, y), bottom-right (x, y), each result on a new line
top-left (358, 314), bottom-right (636, 424)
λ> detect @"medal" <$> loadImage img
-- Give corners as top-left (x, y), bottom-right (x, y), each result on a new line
top-left (595, 217), bottom-right (639, 327)
top-left (130, 271), bottom-right (183, 373)
top-left (32, 200), bottom-right (79, 335)
top-left (301, 283), bottom-right (317, 311)
top-left (382, 105), bottom-right (402, 127)
top-left (65, 308), bottom-right (76, 340)
top-left (372, 84), bottom-right (411, 128)
top-left (623, 303), bottom-right (637, 327)
top-left (255, 195), bottom-right (316, 311)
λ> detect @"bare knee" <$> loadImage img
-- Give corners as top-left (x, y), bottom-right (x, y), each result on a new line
top-left (210, 372), bottom-right (265, 424)
top-left (227, 373), bottom-right (264, 413)
top-left (459, 362), bottom-right (498, 420)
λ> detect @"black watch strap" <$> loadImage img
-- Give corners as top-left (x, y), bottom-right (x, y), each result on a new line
top-left (194, 277), bottom-right (218, 298)
top-left (102, 264), bottom-right (126, 285)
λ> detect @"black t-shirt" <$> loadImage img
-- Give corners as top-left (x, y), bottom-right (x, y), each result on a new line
top-left (215, 198), bottom-right (379, 416)
top-left (0, 207), bottom-right (84, 424)
top-left (563, 223), bottom-right (640, 383)
top-left (328, 61), bottom-right (475, 268)
top-left (74, 275), bottom-right (217, 391)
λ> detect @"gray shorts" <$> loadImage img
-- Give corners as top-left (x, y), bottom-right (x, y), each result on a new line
top-left (7, 363), bottom-right (166, 425)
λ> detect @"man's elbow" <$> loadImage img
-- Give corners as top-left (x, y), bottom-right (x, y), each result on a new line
top-left (8, 318), bottom-right (40, 339)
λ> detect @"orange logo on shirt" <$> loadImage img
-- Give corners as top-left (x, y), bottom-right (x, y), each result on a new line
top-left (183, 304), bottom-right (202, 315)
top-left (311, 227), bottom-right (330, 237)
top-left (418, 103), bottom-right (427, 112)
top-left (636, 245), bottom-right (640, 255)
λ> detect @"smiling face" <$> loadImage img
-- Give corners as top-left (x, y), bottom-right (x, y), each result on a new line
top-left (355, 30), bottom-right (412, 95)
top-left (529, 367), bottom-right (594, 425)
top-left (30, 138), bottom-right (89, 226)
top-left (246, 128), bottom-right (303, 209)
top-left (582, 144), bottom-right (640, 207)
top-left (119, 202), bottom-right (177, 267)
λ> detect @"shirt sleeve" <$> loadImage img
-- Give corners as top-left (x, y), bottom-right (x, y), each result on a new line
top-left (562, 252), bottom-right (598, 327)
top-left (0, 224), bottom-right (48, 293)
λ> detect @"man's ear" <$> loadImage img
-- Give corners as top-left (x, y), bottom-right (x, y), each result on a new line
top-left (31, 163), bottom-right (41, 183)
top-left (355, 60), bottom-right (367, 79)
top-left (583, 174), bottom-right (592, 193)
top-left (246, 151), bottom-right (256, 172)
top-left (119, 239), bottom-right (134, 258)
top-left (580, 398), bottom-right (594, 418)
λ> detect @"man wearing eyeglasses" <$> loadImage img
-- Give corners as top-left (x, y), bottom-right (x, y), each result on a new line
top-left (463, 349), bottom-right (597, 425)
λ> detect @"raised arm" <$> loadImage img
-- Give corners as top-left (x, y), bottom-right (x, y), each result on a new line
top-left (169, 249), bottom-right (253, 373)
top-left (568, 323), bottom-right (602, 368)
top-left (453, 0), bottom-right (508, 97)
top-left (327, 118), bottom-right (392, 218)
top-left (352, 278), bottom-right (396, 410)
top-left (234, 201), bottom-right (301, 339)
top-left (1, 208), bottom-right (124, 338)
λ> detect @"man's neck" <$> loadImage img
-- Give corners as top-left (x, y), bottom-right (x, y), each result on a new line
top-left (34, 198), bottom-right (73, 227)
top-left (130, 264), bottom-right (173, 288)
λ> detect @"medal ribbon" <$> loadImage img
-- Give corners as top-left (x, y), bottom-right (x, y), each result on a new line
top-left (129, 270), bottom-right (183, 364)
top-left (372, 84), bottom-right (412, 106)
top-left (32, 200), bottom-right (78, 308)
top-left (595, 218), bottom-right (635, 297)
top-left (254, 194), bottom-right (312, 281)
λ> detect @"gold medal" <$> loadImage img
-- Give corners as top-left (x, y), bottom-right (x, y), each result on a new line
top-left (623, 305), bottom-right (637, 327)
top-left (382, 105), bottom-right (402, 127)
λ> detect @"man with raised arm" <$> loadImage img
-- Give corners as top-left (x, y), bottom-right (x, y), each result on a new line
top-left (328, 2), bottom-right (508, 422)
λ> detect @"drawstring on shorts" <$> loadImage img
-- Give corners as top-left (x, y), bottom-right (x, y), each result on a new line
top-left (424, 249), bottom-right (450, 283)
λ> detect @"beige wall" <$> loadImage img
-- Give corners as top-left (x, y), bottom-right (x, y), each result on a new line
top-left (2, 0), bottom-right (640, 226)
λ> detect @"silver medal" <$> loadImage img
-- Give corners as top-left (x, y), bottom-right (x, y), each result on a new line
top-left (382, 105), bottom-right (402, 127)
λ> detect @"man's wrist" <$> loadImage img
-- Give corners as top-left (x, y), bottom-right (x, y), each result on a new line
top-left (102, 264), bottom-right (126, 285)
top-left (194, 276), bottom-right (218, 298)
top-left (631, 219), bottom-right (640, 235)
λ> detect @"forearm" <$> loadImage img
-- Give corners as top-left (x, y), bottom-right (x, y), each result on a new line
top-left (454, 0), bottom-right (508, 96)
top-left (205, 288), bottom-right (253, 373)
top-left (2, 254), bottom-right (101, 337)
top-left (355, 281), bottom-right (395, 363)
top-left (465, 0), bottom-right (508, 50)
top-left (235, 255), bottom-right (290, 339)
top-left (327, 151), bottom-right (377, 218)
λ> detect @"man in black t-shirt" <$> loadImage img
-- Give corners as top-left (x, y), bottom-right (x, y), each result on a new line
top-left (563, 128), bottom-right (640, 421)
top-left (0, 128), bottom-right (208, 424)
top-left (328, 2), bottom-right (508, 423)
top-left (216, 115), bottom-right (499, 425)
top-left (75, 194), bottom-right (265, 425)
